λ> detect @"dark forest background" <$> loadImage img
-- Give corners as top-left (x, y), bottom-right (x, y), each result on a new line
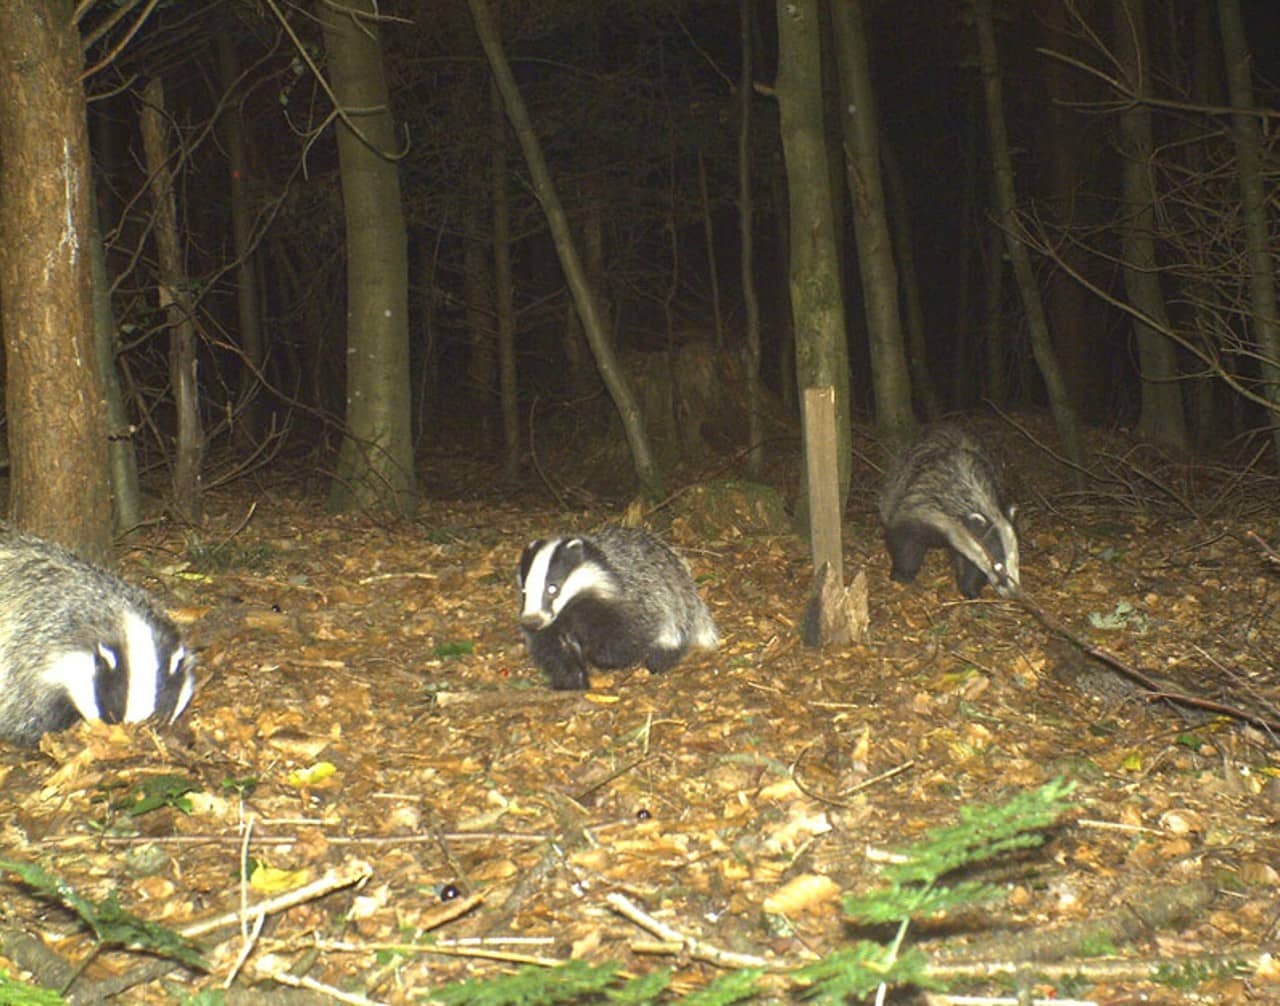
top-left (2, 0), bottom-right (1280, 552)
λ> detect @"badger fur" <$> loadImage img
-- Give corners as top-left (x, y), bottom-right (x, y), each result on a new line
top-left (517, 526), bottom-right (719, 690)
top-left (878, 424), bottom-right (1021, 599)
top-left (0, 530), bottom-right (196, 746)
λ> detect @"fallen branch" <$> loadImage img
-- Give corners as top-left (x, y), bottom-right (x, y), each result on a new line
top-left (1017, 592), bottom-right (1280, 735)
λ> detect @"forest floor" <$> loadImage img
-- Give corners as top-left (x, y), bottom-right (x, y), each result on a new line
top-left (1, 414), bottom-right (1279, 1005)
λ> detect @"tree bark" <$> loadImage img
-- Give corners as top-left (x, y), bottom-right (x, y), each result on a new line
top-left (0, 0), bottom-right (112, 561)
top-left (467, 0), bottom-right (661, 498)
top-left (775, 0), bottom-right (852, 510)
top-left (972, 0), bottom-right (1087, 473)
top-left (739, 0), bottom-right (764, 477)
top-left (1113, 0), bottom-right (1187, 449)
top-left (320, 0), bottom-right (417, 516)
top-left (1218, 0), bottom-right (1280, 459)
top-left (140, 76), bottom-right (205, 524)
top-left (829, 0), bottom-right (916, 442)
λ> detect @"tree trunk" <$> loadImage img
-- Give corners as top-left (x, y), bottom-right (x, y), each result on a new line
top-left (776, 0), bottom-right (852, 516)
top-left (982, 211), bottom-right (1009, 407)
top-left (0, 0), bottom-right (113, 561)
top-left (491, 75), bottom-right (519, 484)
top-left (697, 148), bottom-right (724, 350)
top-left (830, 0), bottom-right (915, 444)
top-left (881, 135), bottom-right (941, 420)
top-left (89, 196), bottom-right (142, 535)
top-left (140, 77), bottom-right (205, 524)
top-left (1039, 0), bottom-right (1106, 421)
top-left (972, 0), bottom-right (1087, 473)
top-left (467, 0), bottom-right (661, 498)
top-left (1114, 0), bottom-right (1187, 449)
top-left (739, 0), bottom-right (764, 477)
top-left (216, 26), bottom-right (267, 446)
top-left (1218, 0), bottom-right (1280, 458)
top-left (320, 0), bottom-right (417, 516)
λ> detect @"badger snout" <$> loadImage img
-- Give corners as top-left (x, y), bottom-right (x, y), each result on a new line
top-left (520, 610), bottom-right (552, 631)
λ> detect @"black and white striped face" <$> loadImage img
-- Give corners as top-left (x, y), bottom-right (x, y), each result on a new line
top-left (518, 537), bottom-right (617, 631)
top-left (39, 609), bottom-right (195, 729)
top-left (958, 504), bottom-right (1020, 597)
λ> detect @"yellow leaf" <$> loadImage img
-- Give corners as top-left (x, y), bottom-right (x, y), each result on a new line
top-left (1120, 751), bottom-right (1143, 772)
top-left (288, 761), bottom-right (337, 788)
top-left (249, 865), bottom-right (312, 893)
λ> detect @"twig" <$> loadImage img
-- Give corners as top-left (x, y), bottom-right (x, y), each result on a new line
top-left (250, 964), bottom-right (387, 1006)
top-left (606, 891), bottom-right (773, 970)
top-left (181, 860), bottom-right (373, 940)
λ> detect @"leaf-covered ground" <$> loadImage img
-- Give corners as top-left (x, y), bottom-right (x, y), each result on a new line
top-left (2, 419), bottom-right (1279, 1004)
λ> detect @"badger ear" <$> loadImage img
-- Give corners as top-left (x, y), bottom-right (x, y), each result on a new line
top-left (1006, 504), bottom-right (1018, 522)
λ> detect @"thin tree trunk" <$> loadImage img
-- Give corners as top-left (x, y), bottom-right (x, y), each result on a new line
top-left (775, 0), bottom-right (852, 509)
top-left (982, 212), bottom-right (1008, 407)
top-left (739, 0), bottom-right (764, 477)
top-left (320, 0), bottom-right (417, 516)
top-left (953, 85), bottom-right (980, 409)
top-left (89, 196), bottom-right (142, 534)
top-left (216, 26), bottom-right (266, 446)
top-left (0, 0), bottom-right (112, 561)
top-left (467, 0), bottom-right (661, 497)
top-left (464, 205), bottom-right (494, 410)
top-left (697, 149), bottom-right (724, 350)
top-left (829, 0), bottom-right (914, 443)
top-left (1114, 0), bottom-right (1187, 449)
top-left (972, 0), bottom-right (1086, 472)
top-left (492, 75), bottom-right (519, 484)
top-left (1218, 0), bottom-right (1280, 458)
top-left (881, 134), bottom-right (941, 420)
top-left (140, 76), bottom-right (205, 523)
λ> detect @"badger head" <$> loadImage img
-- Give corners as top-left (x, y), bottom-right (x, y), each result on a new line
top-left (959, 504), bottom-right (1020, 597)
top-left (39, 607), bottom-right (195, 730)
top-left (517, 537), bottom-right (619, 631)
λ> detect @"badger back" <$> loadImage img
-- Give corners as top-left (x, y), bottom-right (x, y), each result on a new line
top-left (0, 532), bottom-right (196, 747)
top-left (589, 526), bottom-right (720, 650)
top-left (879, 426), bottom-right (1020, 597)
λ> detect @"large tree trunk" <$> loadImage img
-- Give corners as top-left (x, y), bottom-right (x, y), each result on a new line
top-left (739, 0), bottom-right (764, 477)
top-left (140, 77), bottom-right (205, 524)
top-left (972, 0), bottom-right (1087, 473)
top-left (1114, 0), bottom-right (1187, 449)
top-left (0, 0), bottom-right (112, 562)
top-left (468, 0), bottom-right (661, 498)
top-left (491, 76), bottom-right (519, 484)
top-left (775, 0), bottom-right (852, 510)
top-left (830, 0), bottom-right (915, 442)
top-left (321, 0), bottom-right (417, 516)
top-left (216, 26), bottom-right (267, 446)
top-left (1218, 0), bottom-right (1280, 459)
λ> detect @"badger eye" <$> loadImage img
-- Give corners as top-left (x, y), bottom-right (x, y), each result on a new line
top-left (547, 584), bottom-right (559, 597)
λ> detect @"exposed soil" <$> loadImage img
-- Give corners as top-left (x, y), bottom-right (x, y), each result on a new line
top-left (1, 416), bottom-right (1279, 1004)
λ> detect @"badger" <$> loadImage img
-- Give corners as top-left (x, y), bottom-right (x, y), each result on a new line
top-left (878, 424), bottom-right (1021, 599)
top-left (517, 526), bottom-right (719, 690)
top-left (0, 530), bottom-right (196, 747)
